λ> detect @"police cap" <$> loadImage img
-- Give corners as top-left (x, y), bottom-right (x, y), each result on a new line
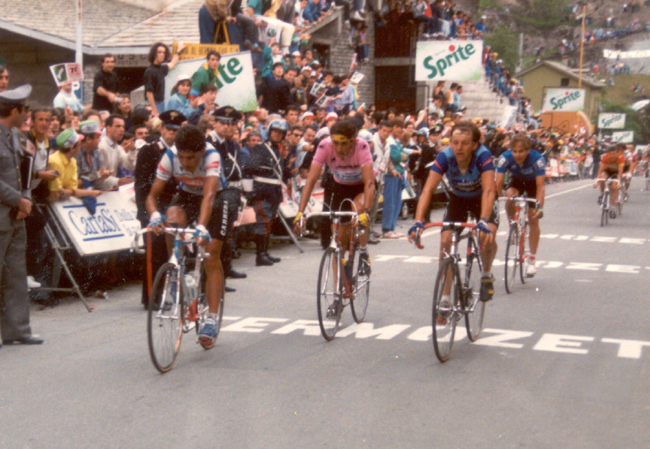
top-left (159, 110), bottom-right (186, 129)
top-left (0, 84), bottom-right (31, 104)
top-left (213, 106), bottom-right (242, 123)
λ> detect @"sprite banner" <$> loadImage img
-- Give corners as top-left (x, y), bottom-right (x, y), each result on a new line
top-left (415, 40), bottom-right (483, 81)
top-left (542, 88), bottom-right (585, 111)
top-left (598, 113), bottom-right (626, 129)
top-left (611, 130), bottom-right (634, 143)
top-left (165, 51), bottom-right (257, 112)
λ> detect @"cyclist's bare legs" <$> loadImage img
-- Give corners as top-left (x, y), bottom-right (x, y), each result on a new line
top-left (504, 187), bottom-right (519, 223)
top-left (527, 208), bottom-right (540, 254)
top-left (203, 239), bottom-right (223, 313)
top-left (440, 230), bottom-right (454, 296)
top-left (479, 223), bottom-right (498, 273)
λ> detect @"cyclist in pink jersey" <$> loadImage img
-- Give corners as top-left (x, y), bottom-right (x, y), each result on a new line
top-left (294, 119), bottom-right (375, 272)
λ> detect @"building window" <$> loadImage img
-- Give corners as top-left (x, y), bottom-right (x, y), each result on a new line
top-left (560, 78), bottom-right (570, 87)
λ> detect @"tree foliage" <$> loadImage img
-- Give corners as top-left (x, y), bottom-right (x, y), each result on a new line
top-left (485, 26), bottom-right (519, 73)
top-left (515, 0), bottom-right (570, 30)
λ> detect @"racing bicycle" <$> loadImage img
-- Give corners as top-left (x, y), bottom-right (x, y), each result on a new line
top-left (309, 208), bottom-right (371, 341)
top-left (414, 220), bottom-right (486, 363)
top-left (133, 227), bottom-right (224, 373)
top-left (499, 196), bottom-right (539, 293)
top-left (595, 177), bottom-right (617, 226)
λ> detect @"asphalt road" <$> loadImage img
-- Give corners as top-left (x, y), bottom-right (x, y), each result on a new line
top-left (1, 178), bottom-right (649, 449)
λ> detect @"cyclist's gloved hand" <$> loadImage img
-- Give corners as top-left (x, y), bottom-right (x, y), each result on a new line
top-left (408, 221), bottom-right (424, 247)
top-left (293, 211), bottom-right (303, 226)
top-left (195, 224), bottom-right (211, 243)
top-left (474, 218), bottom-right (491, 235)
top-left (536, 207), bottom-right (544, 219)
top-left (149, 211), bottom-right (166, 228)
top-left (358, 212), bottom-right (369, 228)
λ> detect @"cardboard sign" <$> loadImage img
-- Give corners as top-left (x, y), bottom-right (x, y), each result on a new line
top-left (611, 130), bottom-right (634, 143)
top-left (49, 63), bottom-right (84, 87)
top-left (598, 113), bottom-right (626, 129)
top-left (49, 188), bottom-right (141, 256)
top-left (415, 40), bottom-right (483, 81)
top-left (165, 52), bottom-right (257, 112)
top-left (542, 88), bottom-right (585, 112)
top-left (172, 43), bottom-right (239, 61)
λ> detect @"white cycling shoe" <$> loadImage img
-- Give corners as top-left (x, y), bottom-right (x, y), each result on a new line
top-left (526, 260), bottom-right (537, 277)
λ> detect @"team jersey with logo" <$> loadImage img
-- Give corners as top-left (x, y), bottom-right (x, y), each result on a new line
top-left (155, 144), bottom-right (221, 195)
top-left (431, 145), bottom-right (494, 198)
top-left (496, 149), bottom-right (546, 181)
top-left (600, 152), bottom-right (625, 171)
top-left (312, 137), bottom-right (373, 185)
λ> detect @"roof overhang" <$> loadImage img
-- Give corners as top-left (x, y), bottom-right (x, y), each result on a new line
top-left (0, 19), bottom-right (150, 56)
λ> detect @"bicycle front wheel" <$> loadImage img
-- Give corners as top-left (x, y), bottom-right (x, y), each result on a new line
top-left (148, 263), bottom-right (183, 373)
top-left (601, 192), bottom-right (609, 227)
top-left (432, 258), bottom-right (458, 362)
top-left (504, 225), bottom-right (519, 293)
top-left (464, 253), bottom-right (485, 342)
top-left (351, 252), bottom-right (370, 323)
top-left (317, 248), bottom-right (342, 341)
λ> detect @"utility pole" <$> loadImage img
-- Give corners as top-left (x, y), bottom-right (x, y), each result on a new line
top-left (517, 33), bottom-right (523, 73)
top-left (579, 3), bottom-right (586, 88)
top-left (75, 0), bottom-right (83, 102)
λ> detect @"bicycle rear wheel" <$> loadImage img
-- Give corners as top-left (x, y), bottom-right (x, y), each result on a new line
top-left (504, 225), bottom-right (519, 293)
top-left (617, 190), bottom-right (623, 216)
top-left (148, 263), bottom-right (183, 373)
top-left (601, 193), bottom-right (608, 227)
top-left (317, 248), bottom-right (342, 341)
top-left (519, 223), bottom-right (528, 284)
top-left (464, 252), bottom-right (485, 342)
top-left (351, 252), bottom-right (370, 323)
top-left (432, 258), bottom-right (458, 362)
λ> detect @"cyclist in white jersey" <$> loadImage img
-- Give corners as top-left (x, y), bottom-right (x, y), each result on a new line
top-left (146, 125), bottom-right (225, 346)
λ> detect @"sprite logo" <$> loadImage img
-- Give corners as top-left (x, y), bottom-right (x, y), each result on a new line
top-left (422, 43), bottom-right (476, 79)
top-left (600, 114), bottom-right (622, 128)
top-left (550, 90), bottom-right (581, 110)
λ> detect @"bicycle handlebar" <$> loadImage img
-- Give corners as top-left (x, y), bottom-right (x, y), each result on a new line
top-left (413, 221), bottom-right (478, 250)
top-left (498, 196), bottom-right (539, 207)
top-left (131, 227), bottom-right (199, 254)
top-left (307, 211), bottom-right (359, 219)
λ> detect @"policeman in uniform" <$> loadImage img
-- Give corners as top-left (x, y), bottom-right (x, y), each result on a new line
top-left (0, 85), bottom-right (43, 345)
top-left (207, 106), bottom-right (247, 284)
top-left (134, 110), bottom-right (185, 308)
top-left (243, 119), bottom-right (288, 266)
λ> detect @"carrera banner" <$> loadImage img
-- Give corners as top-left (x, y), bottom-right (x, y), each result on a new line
top-left (165, 51), bottom-right (257, 112)
top-left (542, 88), bottom-right (585, 112)
top-left (598, 113), bottom-right (626, 129)
top-left (415, 40), bottom-right (483, 81)
top-left (611, 130), bottom-right (634, 143)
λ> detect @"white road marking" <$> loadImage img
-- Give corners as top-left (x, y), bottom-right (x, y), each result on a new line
top-left (545, 182), bottom-right (594, 199)
top-left (218, 316), bottom-right (650, 359)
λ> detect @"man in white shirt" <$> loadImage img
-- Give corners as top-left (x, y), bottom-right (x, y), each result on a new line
top-left (369, 120), bottom-right (393, 238)
top-left (97, 115), bottom-right (136, 190)
top-left (52, 82), bottom-right (83, 113)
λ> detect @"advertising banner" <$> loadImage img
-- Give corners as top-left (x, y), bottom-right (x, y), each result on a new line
top-left (415, 40), bottom-right (483, 81)
top-left (49, 63), bottom-right (84, 87)
top-left (171, 43), bottom-right (239, 61)
top-left (49, 188), bottom-right (141, 256)
top-left (598, 113), bottom-right (626, 129)
top-left (611, 130), bottom-right (634, 143)
top-left (542, 88), bottom-right (585, 112)
top-left (165, 52), bottom-right (257, 112)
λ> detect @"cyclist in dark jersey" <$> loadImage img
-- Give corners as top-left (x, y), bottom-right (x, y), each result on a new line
top-left (408, 121), bottom-right (499, 301)
top-left (495, 133), bottom-right (545, 277)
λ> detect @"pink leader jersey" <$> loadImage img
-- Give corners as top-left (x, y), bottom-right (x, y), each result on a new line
top-left (312, 137), bottom-right (374, 185)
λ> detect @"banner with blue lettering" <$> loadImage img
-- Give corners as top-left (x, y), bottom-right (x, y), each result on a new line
top-left (598, 113), bottom-right (626, 129)
top-left (165, 51), bottom-right (257, 112)
top-left (49, 187), bottom-right (141, 256)
top-left (542, 88), bottom-right (585, 112)
top-left (415, 40), bottom-right (483, 82)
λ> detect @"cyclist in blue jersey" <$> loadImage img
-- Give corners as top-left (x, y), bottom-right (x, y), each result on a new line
top-left (408, 121), bottom-right (499, 301)
top-left (495, 133), bottom-right (545, 276)
top-left (146, 125), bottom-right (226, 346)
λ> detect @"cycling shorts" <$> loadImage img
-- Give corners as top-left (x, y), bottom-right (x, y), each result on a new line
top-left (443, 193), bottom-right (499, 231)
top-left (603, 168), bottom-right (619, 179)
top-left (323, 181), bottom-right (365, 220)
top-left (506, 177), bottom-right (537, 199)
top-left (169, 190), bottom-right (229, 241)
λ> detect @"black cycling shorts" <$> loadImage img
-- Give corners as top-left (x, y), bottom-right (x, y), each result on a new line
top-left (443, 193), bottom-right (499, 231)
top-left (324, 181), bottom-right (365, 216)
top-left (169, 190), bottom-right (229, 241)
top-left (506, 177), bottom-right (537, 199)
top-left (603, 169), bottom-right (619, 179)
